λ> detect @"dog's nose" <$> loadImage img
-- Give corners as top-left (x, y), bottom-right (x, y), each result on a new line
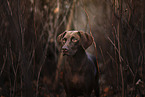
top-left (62, 46), bottom-right (68, 52)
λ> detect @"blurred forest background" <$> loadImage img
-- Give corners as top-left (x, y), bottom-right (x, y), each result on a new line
top-left (0, 0), bottom-right (145, 97)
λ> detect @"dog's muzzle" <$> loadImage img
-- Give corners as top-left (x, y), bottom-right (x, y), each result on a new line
top-left (62, 46), bottom-right (69, 55)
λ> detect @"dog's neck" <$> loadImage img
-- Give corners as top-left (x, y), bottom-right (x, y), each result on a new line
top-left (65, 46), bottom-right (87, 70)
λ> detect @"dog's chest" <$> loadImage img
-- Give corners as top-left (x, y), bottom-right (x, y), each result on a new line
top-left (64, 73), bottom-right (86, 91)
top-left (63, 63), bottom-right (86, 85)
top-left (71, 74), bottom-right (84, 84)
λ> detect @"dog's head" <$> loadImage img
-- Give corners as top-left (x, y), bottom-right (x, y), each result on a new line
top-left (57, 31), bottom-right (93, 56)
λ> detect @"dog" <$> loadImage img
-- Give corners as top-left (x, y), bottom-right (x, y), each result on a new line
top-left (57, 31), bottom-right (99, 97)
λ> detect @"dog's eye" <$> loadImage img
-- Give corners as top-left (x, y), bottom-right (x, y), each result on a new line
top-left (72, 38), bottom-right (78, 43)
top-left (62, 38), bottom-right (66, 43)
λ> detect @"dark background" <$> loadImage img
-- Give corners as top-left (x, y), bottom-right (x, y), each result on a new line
top-left (0, 0), bottom-right (145, 97)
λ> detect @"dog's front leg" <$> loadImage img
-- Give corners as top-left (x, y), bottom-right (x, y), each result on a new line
top-left (84, 94), bottom-right (91, 97)
top-left (65, 93), bottom-right (73, 97)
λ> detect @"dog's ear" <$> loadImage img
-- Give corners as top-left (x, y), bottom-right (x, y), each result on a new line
top-left (57, 31), bottom-right (67, 45)
top-left (78, 31), bottom-right (93, 49)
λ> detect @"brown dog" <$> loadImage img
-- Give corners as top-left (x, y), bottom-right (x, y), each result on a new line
top-left (57, 31), bottom-right (99, 97)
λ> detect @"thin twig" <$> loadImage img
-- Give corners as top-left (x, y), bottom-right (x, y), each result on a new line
top-left (107, 36), bottom-right (123, 61)
top-left (0, 48), bottom-right (7, 76)
top-left (33, 0), bottom-right (37, 40)
top-left (141, 0), bottom-right (144, 79)
top-left (36, 37), bottom-right (50, 97)
top-left (107, 52), bottom-right (118, 66)
top-left (118, 0), bottom-right (124, 96)
top-left (9, 42), bottom-right (16, 75)
top-left (99, 46), bottom-right (106, 65)
top-left (66, 0), bottom-right (76, 30)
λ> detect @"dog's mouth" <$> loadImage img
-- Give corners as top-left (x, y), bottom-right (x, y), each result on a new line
top-left (61, 48), bottom-right (77, 56)
top-left (62, 50), bottom-right (69, 56)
